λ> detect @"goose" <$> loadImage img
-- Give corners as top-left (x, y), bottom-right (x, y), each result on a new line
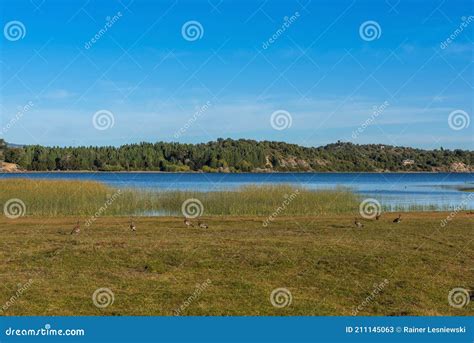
top-left (393, 214), bottom-right (401, 223)
top-left (354, 218), bottom-right (364, 228)
top-left (184, 218), bottom-right (194, 227)
top-left (129, 218), bottom-right (136, 232)
top-left (198, 221), bottom-right (208, 229)
top-left (70, 220), bottom-right (80, 235)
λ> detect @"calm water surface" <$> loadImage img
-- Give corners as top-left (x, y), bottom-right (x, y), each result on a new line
top-left (1, 172), bottom-right (473, 210)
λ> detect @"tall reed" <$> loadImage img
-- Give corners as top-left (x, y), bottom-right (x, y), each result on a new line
top-left (0, 179), bottom-right (364, 216)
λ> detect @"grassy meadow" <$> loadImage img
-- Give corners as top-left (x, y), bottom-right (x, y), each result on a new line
top-left (0, 179), bottom-right (472, 316)
top-left (0, 214), bottom-right (472, 316)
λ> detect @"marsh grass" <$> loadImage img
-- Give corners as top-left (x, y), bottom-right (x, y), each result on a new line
top-left (0, 179), bottom-right (361, 216)
top-left (0, 179), bottom-right (454, 216)
top-left (150, 185), bottom-right (360, 216)
top-left (0, 179), bottom-right (140, 216)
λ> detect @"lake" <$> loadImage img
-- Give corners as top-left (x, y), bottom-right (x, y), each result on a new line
top-left (1, 172), bottom-right (473, 210)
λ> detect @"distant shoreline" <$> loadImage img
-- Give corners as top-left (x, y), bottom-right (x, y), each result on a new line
top-left (2, 139), bottom-right (472, 174)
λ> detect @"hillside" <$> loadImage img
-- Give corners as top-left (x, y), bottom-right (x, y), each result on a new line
top-left (1, 138), bottom-right (472, 172)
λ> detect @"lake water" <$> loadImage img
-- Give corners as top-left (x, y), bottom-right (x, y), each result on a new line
top-left (1, 172), bottom-right (473, 210)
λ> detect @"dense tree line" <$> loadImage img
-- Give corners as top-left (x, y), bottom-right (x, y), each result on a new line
top-left (0, 139), bottom-right (5, 161)
top-left (2, 138), bottom-right (473, 172)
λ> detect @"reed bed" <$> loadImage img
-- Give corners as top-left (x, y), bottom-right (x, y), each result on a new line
top-left (150, 185), bottom-right (359, 216)
top-left (0, 179), bottom-right (141, 216)
top-left (0, 179), bottom-right (361, 216)
top-left (0, 179), bottom-right (454, 217)
top-left (145, 187), bottom-right (450, 215)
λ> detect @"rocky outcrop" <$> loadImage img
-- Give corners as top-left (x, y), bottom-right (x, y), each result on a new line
top-left (278, 157), bottom-right (312, 171)
top-left (449, 162), bottom-right (473, 172)
top-left (0, 162), bottom-right (20, 172)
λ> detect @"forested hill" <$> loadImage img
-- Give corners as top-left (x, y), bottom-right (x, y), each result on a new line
top-left (0, 138), bottom-right (472, 172)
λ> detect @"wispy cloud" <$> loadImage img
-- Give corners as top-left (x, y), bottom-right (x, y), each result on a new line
top-left (3, 93), bottom-right (470, 150)
top-left (41, 89), bottom-right (76, 100)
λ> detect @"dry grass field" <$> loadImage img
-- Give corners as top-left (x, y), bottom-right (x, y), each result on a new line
top-left (0, 213), bottom-right (472, 316)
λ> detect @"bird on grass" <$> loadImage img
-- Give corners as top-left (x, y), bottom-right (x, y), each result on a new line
top-left (70, 220), bottom-right (80, 235)
top-left (393, 214), bottom-right (402, 223)
top-left (184, 218), bottom-right (194, 227)
top-left (129, 218), bottom-right (136, 232)
top-left (354, 218), bottom-right (364, 228)
top-left (198, 221), bottom-right (208, 229)
top-left (375, 213), bottom-right (381, 220)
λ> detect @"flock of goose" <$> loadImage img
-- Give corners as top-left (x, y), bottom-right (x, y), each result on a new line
top-left (69, 215), bottom-right (403, 234)
top-left (69, 217), bottom-right (208, 235)
top-left (354, 214), bottom-right (402, 228)
top-left (70, 215), bottom-right (403, 234)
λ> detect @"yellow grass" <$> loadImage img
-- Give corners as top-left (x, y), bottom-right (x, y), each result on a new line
top-left (0, 213), bottom-right (472, 316)
top-left (0, 179), bottom-right (360, 216)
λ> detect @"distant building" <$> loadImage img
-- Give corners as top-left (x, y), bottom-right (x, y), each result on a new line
top-left (402, 159), bottom-right (415, 166)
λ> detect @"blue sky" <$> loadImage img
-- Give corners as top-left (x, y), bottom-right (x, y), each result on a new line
top-left (0, 0), bottom-right (472, 149)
